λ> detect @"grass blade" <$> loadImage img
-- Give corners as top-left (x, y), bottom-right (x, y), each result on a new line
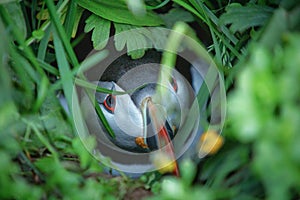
top-left (53, 28), bottom-right (74, 120)
top-left (45, 0), bottom-right (79, 67)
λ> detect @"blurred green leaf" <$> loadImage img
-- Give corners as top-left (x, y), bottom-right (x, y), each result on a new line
top-left (0, 18), bottom-right (19, 137)
top-left (34, 156), bottom-right (83, 197)
top-left (280, 0), bottom-right (300, 10)
top-left (201, 145), bottom-right (249, 186)
top-left (259, 8), bottom-right (288, 49)
top-left (0, 22), bottom-right (43, 198)
top-left (229, 47), bottom-right (277, 142)
top-left (161, 177), bottom-right (185, 199)
top-left (288, 6), bottom-right (300, 31)
top-left (0, 152), bottom-right (43, 199)
top-left (40, 93), bottom-right (72, 149)
top-left (2, 1), bottom-right (27, 39)
top-left (229, 33), bottom-right (300, 199)
top-left (180, 159), bottom-right (197, 186)
top-left (72, 136), bottom-right (97, 169)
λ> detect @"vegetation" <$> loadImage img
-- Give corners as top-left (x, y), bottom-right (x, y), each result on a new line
top-left (0, 0), bottom-right (300, 199)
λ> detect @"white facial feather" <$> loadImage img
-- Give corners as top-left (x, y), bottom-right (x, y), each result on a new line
top-left (113, 84), bottom-right (144, 137)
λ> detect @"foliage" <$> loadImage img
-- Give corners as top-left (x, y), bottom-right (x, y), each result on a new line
top-left (84, 6), bottom-right (193, 59)
top-left (220, 3), bottom-right (274, 33)
top-left (148, 31), bottom-right (300, 199)
top-left (77, 0), bottom-right (163, 26)
top-left (0, 0), bottom-right (300, 199)
top-left (229, 34), bottom-right (300, 200)
top-left (84, 14), bottom-right (111, 50)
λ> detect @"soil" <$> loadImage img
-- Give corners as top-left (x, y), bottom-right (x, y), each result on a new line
top-left (123, 187), bottom-right (153, 200)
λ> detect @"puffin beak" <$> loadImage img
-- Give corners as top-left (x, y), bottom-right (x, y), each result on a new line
top-left (141, 97), bottom-right (179, 176)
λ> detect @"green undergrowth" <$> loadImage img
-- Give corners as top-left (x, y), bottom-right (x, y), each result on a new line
top-left (0, 0), bottom-right (300, 199)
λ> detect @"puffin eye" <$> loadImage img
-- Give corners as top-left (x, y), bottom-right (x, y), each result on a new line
top-left (170, 77), bottom-right (178, 92)
top-left (103, 94), bottom-right (116, 113)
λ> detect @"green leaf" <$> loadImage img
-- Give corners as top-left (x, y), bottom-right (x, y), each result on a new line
top-left (53, 29), bottom-right (74, 119)
top-left (220, 3), bottom-right (274, 33)
top-left (180, 159), bottom-right (197, 186)
top-left (34, 156), bottom-right (81, 197)
top-left (140, 27), bottom-right (168, 50)
top-left (84, 14), bottom-right (111, 50)
top-left (113, 25), bottom-right (170, 59)
top-left (71, 6), bottom-right (84, 38)
top-left (77, 0), bottom-right (164, 26)
top-left (40, 93), bottom-right (73, 148)
top-left (2, 1), bottom-right (27, 39)
top-left (159, 8), bottom-right (194, 28)
top-left (72, 137), bottom-right (96, 169)
top-left (114, 23), bottom-right (151, 59)
top-left (161, 177), bottom-right (185, 199)
top-left (45, 0), bottom-right (79, 67)
top-left (64, 0), bottom-right (77, 39)
top-left (259, 8), bottom-right (288, 49)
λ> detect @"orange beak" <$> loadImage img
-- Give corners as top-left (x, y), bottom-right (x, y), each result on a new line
top-left (145, 97), bottom-right (179, 176)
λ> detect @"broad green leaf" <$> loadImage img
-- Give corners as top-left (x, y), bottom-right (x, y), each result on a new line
top-left (220, 3), bottom-right (274, 33)
top-left (77, 0), bottom-right (164, 26)
top-left (84, 14), bottom-right (111, 50)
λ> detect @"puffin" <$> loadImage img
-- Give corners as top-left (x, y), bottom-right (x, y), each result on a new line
top-left (80, 50), bottom-right (204, 177)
